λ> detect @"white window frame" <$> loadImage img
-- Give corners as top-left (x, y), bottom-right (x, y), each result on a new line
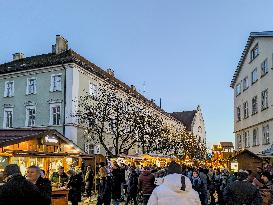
top-left (261, 89), bottom-right (269, 110)
top-left (251, 68), bottom-right (258, 84)
top-left (25, 106), bottom-right (36, 127)
top-left (253, 128), bottom-right (259, 146)
top-left (261, 58), bottom-right (268, 76)
top-left (84, 143), bottom-right (95, 154)
top-left (252, 96), bottom-right (258, 115)
top-left (50, 74), bottom-right (62, 92)
top-left (243, 101), bottom-right (249, 119)
top-left (237, 135), bottom-right (242, 149)
top-left (250, 44), bottom-right (259, 61)
top-left (4, 81), bottom-right (14, 97)
top-left (49, 103), bottom-right (61, 126)
top-left (89, 82), bottom-right (98, 97)
top-left (235, 83), bottom-right (241, 96)
top-left (26, 77), bottom-right (37, 95)
top-left (262, 124), bottom-right (270, 145)
top-left (237, 106), bottom-right (241, 122)
top-left (244, 131), bottom-right (250, 148)
top-left (3, 108), bottom-right (13, 128)
top-left (243, 76), bottom-right (249, 91)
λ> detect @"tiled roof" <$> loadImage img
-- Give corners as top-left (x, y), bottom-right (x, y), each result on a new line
top-left (170, 110), bottom-right (197, 131)
top-left (230, 31), bottom-right (273, 88)
top-left (0, 49), bottom-right (176, 121)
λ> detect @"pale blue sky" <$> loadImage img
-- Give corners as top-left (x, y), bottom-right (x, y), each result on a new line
top-left (1, 0), bottom-right (273, 145)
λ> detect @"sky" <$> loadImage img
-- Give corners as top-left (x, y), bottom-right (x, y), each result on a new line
top-left (1, 0), bottom-right (273, 145)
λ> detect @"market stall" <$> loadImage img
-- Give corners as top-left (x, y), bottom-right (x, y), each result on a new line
top-left (0, 128), bottom-right (93, 180)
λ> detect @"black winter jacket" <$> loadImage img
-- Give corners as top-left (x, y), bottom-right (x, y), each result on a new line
top-left (223, 180), bottom-right (262, 205)
top-left (35, 176), bottom-right (52, 205)
top-left (0, 174), bottom-right (43, 205)
top-left (67, 174), bottom-right (83, 202)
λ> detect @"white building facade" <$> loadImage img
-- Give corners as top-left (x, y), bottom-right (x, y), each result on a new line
top-left (231, 31), bottom-right (273, 154)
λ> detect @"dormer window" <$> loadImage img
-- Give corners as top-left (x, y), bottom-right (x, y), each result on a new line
top-left (250, 44), bottom-right (259, 61)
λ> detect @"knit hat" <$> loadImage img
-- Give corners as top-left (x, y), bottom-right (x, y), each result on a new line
top-left (168, 161), bottom-right (182, 174)
top-left (262, 171), bottom-right (271, 180)
top-left (3, 164), bottom-right (21, 178)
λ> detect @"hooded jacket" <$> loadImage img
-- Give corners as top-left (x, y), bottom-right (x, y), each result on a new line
top-left (147, 173), bottom-right (201, 205)
top-left (139, 170), bottom-right (155, 195)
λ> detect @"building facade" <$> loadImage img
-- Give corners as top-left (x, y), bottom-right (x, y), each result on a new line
top-left (231, 31), bottom-right (273, 154)
top-left (0, 35), bottom-right (187, 156)
top-left (170, 105), bottom-right (206, 144)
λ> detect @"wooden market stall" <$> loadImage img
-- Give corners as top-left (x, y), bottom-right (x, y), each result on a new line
top-left (0, 128), bottom-right (97, 205)
top-left (231, 149), bottom-right (265, 172)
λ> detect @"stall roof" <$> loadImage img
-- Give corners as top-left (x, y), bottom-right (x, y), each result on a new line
top-left (232, 149), bottom-right (262, 160)
top-left (0, 128), bottom-right (86, 155)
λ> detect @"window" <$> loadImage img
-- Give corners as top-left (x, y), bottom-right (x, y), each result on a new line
top-left (89, 83), bottom-right (98, 97)
top-left (261, 89), bottom-right (268, 110)
top-left (244, 131), bottom-right (250, 148)
top-left (253, 128), bottom-right (259, 146)
top-left (25, 106), bottom-right (36, 127)
top-left (4, 81), bottom-right (14, 97)
top-left (252, 96), bottom-right (258, 115)
top-left (250, 44), bottom-right (259, 61)
top-left (237, 135), bottom-right (242, 149)
top-left (236, 83), bottom-right (241, 96)
top-left (262, 124), bottom-right (270, 145)
top-left (3, 108), bottom-right (13, 128)
top-left (261, 58), bottom-right (268, 76)
top-left (251, 68), bottom-right (258, 84)
top-left (50, 74), bottom-right (62, 92)
top-left (26, 78), bottom-right (37, 95)
top-left (237, 106), bottom-right (241, 122)
top-left (50, 104), bottom-right (61, 125)
top-left (84, 143), bottom-right (94, 154)
top-left (243, 101), bottom-right (249, 119)
top-left (243, 76), bottom-right (249, 91)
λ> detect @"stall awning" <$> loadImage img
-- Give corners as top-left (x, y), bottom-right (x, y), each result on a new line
top-left (0, 128), bottom-right (90, 157)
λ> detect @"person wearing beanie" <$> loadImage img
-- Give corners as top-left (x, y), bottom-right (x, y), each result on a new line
top-left (0, 164), bottom-right (43, 205)
top-left (148, 161), bottom-right (201, 205)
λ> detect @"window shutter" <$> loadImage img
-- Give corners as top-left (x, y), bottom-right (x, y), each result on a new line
top-left (26, 78), bottom-right (29, 95)
top-left (34, 79), bottom-right (37, 94)
top-left (4, 82), bottom-right (7, 97)
top-left (50, 75), bottom-right (54, 92)
top-left (11, 81), bottom-right (15, 96)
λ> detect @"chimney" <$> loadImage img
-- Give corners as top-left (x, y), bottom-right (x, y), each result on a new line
top-left (13, 53), bottom-right (24, 61)
top-left (54, 35), bottom-right (68, 54)
top-left (106, 68), bottom-right (115, 77)
top-left (131, 85), bottom-right (136, 92)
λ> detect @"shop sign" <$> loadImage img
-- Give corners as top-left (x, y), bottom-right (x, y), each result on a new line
top-left (41, 135), bottom-right (59, 146)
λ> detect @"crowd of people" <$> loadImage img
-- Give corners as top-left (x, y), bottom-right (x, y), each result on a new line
top-left (1, 161), bottom-right (273, 205)
top-left (0, 164), bottom-right (93, 205)
top-left (95, 161), bottom-right (273, 205)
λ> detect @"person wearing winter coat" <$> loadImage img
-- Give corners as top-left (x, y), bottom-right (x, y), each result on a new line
top-left (67, 170), bottom-right (83, 205)
top-left (111, 162), bottom-right (122, 205)
top-left (138, 166), bottom-right (156, 205)
top-left (223, 171), bottom-right (262, 205)
top-left (26, 165), bottom-right (52, 205)
top-left (260, 171), bottom-right (273, 205)
top-left (0, 164), bottom-right (43, 205)
top-left (97, 169), bottom-right (112, 205)
top-left (125, 167), bottom-right (139, 205)
top-left (85, 166), bottom-right (94, 199)
top-left (147, 161), bottom-right (201, 205)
